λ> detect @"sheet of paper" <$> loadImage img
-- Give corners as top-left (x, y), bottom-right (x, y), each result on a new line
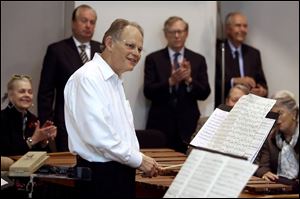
top-left (164, 149), bottom-right (258, 198)
top-left (190, 94), bottom-right (276, 162)
top-left (190, 108), bottom-right (229, 148)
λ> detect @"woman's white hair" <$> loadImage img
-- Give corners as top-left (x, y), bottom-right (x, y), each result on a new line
top-left (271, 90), bottom-right (298, 120)
top-left (271, 90), bottom-right (295, 100)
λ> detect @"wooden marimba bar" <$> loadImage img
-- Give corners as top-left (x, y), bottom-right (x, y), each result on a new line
top-left (136, 148), bottom-right (187, 198)
top-left (240, 176), bottom-right (298, 198)
top-left (136, 148), bottom-right (298, 198)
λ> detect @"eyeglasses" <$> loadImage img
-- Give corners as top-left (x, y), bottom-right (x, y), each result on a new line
top-left (121, 40), bottom-right (143, 54)
top-left (11, 74), bottom-right (32, 81)
top-left (166, 29), bottom-right (187, 36)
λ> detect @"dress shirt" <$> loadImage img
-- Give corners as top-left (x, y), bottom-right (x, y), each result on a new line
top-left (64, 53), bottom-right (142, 168)
top-left (168, 47), bottom-right (184, 67)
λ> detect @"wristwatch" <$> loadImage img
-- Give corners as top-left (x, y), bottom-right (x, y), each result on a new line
top-left (26, 137), bottom-right (33, 149)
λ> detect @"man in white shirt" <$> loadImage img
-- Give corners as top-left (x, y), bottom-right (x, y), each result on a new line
top-left (64, 18), bottom-right (160, 198)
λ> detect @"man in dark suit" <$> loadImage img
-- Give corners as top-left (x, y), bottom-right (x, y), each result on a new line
top-left (215, 12), bottom-right (268, 108)
top-left (38, 4), bottom-right (101, 151)
top-left (144, 16), bottom-right (211, 153)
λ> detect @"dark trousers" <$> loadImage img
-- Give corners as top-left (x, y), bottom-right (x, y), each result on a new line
top-left (76, 156), bottom-right (136, 198)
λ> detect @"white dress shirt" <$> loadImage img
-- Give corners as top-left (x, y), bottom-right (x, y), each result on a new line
top-left (64, 53), bottom-right (142, 168)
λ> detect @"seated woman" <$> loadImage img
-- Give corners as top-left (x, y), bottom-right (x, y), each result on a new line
top-left (1, 74), bottom-right (57, 157)
top-left (225, 83), bottom-right (250, 107)
top-left (255, 90), bottom-right (299, 191)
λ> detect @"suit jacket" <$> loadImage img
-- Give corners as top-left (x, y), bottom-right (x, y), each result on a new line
top-left (144, 47), bottom-right (211, 149)
top-left (215, 39), bottom-right (268, 108)
top-left (38, 37), bottom-right (101, 151)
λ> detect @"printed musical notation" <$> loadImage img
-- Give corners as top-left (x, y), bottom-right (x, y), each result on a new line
top-left (164, 150), bottom-right (258, 198)
top-left (190, 94), bottom-right (276, 162)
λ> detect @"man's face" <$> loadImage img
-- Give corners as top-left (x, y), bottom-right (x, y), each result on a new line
top-left (165, 20), bottom-right (188, 52)
top-left (226, 14), bottom-right (248, 46)
top-left (72, 8), bottom-right (97, 43)
top-left (111, 26), bottom-right (144, 75)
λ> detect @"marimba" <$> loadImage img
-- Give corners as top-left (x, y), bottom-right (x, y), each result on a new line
top-left (136, 148), bottom-right (186, 197)
top-left (136, 148), bottom-right (298, 198)
top-left (8, 150), bottom-right (298, 198)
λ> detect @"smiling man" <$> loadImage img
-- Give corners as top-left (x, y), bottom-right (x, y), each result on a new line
top-left (144, 16), bottom-right (211, 153)
top-left (215, 12), bottom-right (268, 108)
top-left (64, 18), bottom-right (160, 198)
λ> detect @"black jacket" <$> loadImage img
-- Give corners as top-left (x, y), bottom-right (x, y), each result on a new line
top-left (144, 47), bottom-right (211, 152)
top-left (1, 105), bottom-right (47, 156)
top-left (37, 37), bottom-right (102, 151)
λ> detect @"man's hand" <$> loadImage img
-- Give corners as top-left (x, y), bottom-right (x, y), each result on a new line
top-left (169, 59), bottom-right (192, 86)
top-left (250, 83), bottom-right (267, 97)
top-left (138, 153), bottom-right (161, 178)
top-left (233, 76), bottom-right (256, 89)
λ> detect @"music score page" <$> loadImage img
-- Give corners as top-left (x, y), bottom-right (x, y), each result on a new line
top-left (190, 94), bottom-right (276, 162)
top-left (164, 149), bottom-right (258, 198)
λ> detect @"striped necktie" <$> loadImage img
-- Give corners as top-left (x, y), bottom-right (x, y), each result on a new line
top-left (79, 44), bottom-right (89, 64)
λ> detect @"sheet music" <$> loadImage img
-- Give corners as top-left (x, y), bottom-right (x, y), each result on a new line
top-left (190, 94), bottom-right (276, 162)
top-left (164, 149), bottom-right (258, 198)
top-left (245, 118), bottom-right (275, 162)
top-left (190, 108), bottom-right (228, 148)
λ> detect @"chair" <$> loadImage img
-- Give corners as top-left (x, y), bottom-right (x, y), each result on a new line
top-left (135, 129), bottom-right (167, 148)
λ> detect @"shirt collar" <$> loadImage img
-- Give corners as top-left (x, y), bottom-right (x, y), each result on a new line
top-left (168, 47), bottom-right (184, 61)
top-left (228, 40), bottom-right (241, 55)
top-left (168, 47), bottom-right (184, 57)
top-left (72, 36), bottom-right (91, 49)
top-left (93, 53), bottom-right (121, 84)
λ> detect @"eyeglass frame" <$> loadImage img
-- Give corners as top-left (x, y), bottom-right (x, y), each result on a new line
top-left (120, 40), bottom-right (144, 54)
top-left (165, 29), bottom-right (187, 36)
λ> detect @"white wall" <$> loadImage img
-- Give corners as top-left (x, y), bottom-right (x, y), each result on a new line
top-left (1, 1), bottom-right (66, 113)
top-left (220, 1), bottom-right (299, 104)
top-left (2, 2), bottom-right (298, 130)
top-left (76, 1), bottom-right (217, 129)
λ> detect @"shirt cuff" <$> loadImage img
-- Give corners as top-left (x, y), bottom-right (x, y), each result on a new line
top-left (127, 150), bottom-right (143, 168)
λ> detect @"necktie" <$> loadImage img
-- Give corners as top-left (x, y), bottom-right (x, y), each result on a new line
top-left (79, 45), bottom-right (89, 64)
top-left (234, 50), bottom-right (241, 76)
top-left (174, 52), bottom-right (180, 69)
top-left (173, 52), bottom-right (181, 91)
